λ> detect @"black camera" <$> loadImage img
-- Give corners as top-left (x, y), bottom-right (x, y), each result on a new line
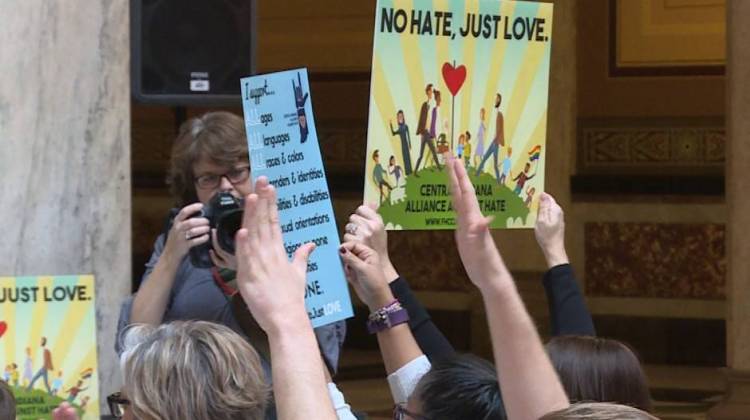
top-left (188, 192), bottom-right (244, 268)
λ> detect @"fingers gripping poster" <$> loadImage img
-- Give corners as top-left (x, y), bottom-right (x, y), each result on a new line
top-left (0, 276), bottom-right (99, 419)
top-left (364, 0), bottom-right (553, 229)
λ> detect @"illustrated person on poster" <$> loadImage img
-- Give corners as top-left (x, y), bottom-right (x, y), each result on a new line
top-left (388, 155), bottom-right (403, 186)
top-left (476, 93), bottom-right (505, 182)
top-left (65, 380), bottom-right (88, 403)
top-left (389, 110), bottom-right (413, 175)
top-left (80, 395), bottom-right (91, 411)
top-left (474, 107), bottom-right (486, 168)
top-left (413, 84), bottom-right (442, 175)
top-left (292, 72), bottom-right (309, 143)
top-left (513, 162), bottom-right (537, 195)
top-left (9, 364), bottom-right (19, 387)
top-left (3, 365), bottom-right (9, 382)
top-left (525, 186), bottom-right (536, 207)
top-left (372, 150), bottom-right (393, 204)
top-left (23, 347), bottom-right (33, 387)
top-left (27, 337), bottom-right (54, 394)
top-left (51, 370), bottom-right (64, 395)
top-left (499, 147), bottom-right (513, 186)
top-left (463, 131), bottom-right (472, 168)
top-left (457, 132), bottom-right (465, 160)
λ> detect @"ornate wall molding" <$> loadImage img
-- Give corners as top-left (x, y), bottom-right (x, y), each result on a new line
top-left (578, 118), bottom-right (725, 176)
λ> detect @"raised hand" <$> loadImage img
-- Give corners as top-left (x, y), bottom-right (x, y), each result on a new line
top-left (534, 193), bottom-right (569, 268)
top-left (445, 154), bottom-right (506, 290)
top-left (343, 204), bottom-right (399, 282)
top-left (235, 177), bottom-right (315, 335)
top-left (339, 241), bottom-right (394, 311)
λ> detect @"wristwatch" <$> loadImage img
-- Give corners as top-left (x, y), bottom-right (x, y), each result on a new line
top-left (367, 301), bottom-right (410, 334)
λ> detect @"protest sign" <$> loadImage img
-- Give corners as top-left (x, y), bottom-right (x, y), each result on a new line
top-left (365, 0), bottom-right (553, 229)
top-left (0, 275), bottom-right (99, 419)
top-left (241, 68), bottom-right (354, 328)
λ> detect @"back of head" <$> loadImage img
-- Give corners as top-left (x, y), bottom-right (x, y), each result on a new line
top-left (121, 321), bottom-right (269, 420)
top-left (414, 354), bottom-right (506, 420)
top-left (546, 336), bottom-right (652, 412)
top-left (0, 381), bottom-right (15, 419)
top-left (540, 402), bottom-right (659, 420)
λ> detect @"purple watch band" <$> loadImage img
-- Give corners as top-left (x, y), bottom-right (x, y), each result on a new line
top-left (367, 307), bottom-right (410, 334)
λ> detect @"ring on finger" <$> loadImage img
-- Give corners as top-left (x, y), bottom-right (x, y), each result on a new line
top-left (345, 223), bottom-right (358, 235)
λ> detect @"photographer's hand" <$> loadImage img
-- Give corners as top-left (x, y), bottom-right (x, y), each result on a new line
top-left (132, 202), bottom-right (210, 326)
top-left (209, 229), bottom-right (238, 270)
top-left (164, 202), bottom-right (210, 261)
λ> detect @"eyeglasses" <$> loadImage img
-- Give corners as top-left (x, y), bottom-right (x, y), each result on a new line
top-left (393, 404), bottom-right (431, 420)
top-left (107, 392), bottom-right (130, 418)
top-left (194, 166), bottom-right (250, 190)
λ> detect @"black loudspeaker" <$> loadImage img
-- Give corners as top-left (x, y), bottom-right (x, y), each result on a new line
top-left (131, 0), bottom-right (256, 105)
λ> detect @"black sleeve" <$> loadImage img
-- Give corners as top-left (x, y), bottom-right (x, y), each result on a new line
top-left (389, 277), bottom-right (455, 361)
top-left (543, 264), bottom-right (596, 337)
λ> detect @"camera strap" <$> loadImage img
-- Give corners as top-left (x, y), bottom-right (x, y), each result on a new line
top-left (211, 267), bottom-right (238, 297)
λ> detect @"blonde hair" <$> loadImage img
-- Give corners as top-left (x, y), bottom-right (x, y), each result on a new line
top-left (120, 321), bottom-right (269, 420)
top-left (540, 402), bottom-right (659, 420)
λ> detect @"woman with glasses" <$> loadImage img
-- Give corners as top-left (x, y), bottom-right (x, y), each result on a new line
top-left (115, 112), bottom-right (345, 418)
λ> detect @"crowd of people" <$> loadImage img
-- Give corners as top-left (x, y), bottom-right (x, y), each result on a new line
top-left (1, 112), bottom-right (661, 419)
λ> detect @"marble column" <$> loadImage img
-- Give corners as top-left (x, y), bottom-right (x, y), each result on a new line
top-left (708, 1), bottom-right (750, 418)
top-left (0, 0), bottom-right (131, 413)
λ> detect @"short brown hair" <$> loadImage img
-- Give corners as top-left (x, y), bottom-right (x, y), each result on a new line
top-left (540, 402), bottom-right (658, 419)
top-left (121, 321), bottom-right (269, 420)
top-left (546, 336), bottom-right (652, 412)
top-left (167, 111), bottom-right (249, 206)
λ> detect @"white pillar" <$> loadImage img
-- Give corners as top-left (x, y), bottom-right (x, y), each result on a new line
top-left (0, 0), bottom-right (131, 412)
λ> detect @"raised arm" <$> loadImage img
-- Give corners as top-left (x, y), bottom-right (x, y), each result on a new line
top-left (535, 193), bottom-right (595, 336)
top-left (339, 241), bottom-right (431, 404)
top-left (446, 155), bottom-right (569, 420)
top-left (344, 205), bottom-right (455, 360)
top-left (235, 178), bottom-right (336, 420)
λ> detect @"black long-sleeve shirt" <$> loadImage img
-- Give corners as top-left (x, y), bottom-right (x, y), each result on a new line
top-left (389, 263), bottom-right (595, 359)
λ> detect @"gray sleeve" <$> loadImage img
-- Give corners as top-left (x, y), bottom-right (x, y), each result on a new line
top-left (114, 234), bottom-right (169, 356)
top-left (314, 320), bottom-right (347, 375)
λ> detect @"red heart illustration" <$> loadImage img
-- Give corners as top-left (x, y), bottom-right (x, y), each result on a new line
top-left (0, 322), bottom-right (7, 339)
top-left (442, 62), bottom-right (467, 96)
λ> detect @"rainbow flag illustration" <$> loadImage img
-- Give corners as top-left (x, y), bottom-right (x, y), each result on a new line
top-left (528, 145), bottom-right (542, 161)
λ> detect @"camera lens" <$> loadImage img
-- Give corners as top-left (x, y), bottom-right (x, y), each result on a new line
top-left (216, 209), bottom-right (243, 254)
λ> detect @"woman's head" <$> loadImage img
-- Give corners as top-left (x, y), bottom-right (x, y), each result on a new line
top-left (546, 336), bottom-right (652, 412)
top-left (540, 402), bottom-right (658, 420)
top-left (168, 111), bottom-right (251, 206)
top-left (409, 354), bottom-right (506, 420)
top-left (120, 321), bottom-right (269, 420)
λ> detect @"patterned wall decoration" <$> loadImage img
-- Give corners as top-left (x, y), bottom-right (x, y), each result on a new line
top-left (578, 118), bottom-right (725, 175)
top-left (585, 222), bottom-right (726, 299)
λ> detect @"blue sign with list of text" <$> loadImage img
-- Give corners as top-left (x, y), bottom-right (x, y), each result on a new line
top-left (240, 68), bottom-right (353, 328)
